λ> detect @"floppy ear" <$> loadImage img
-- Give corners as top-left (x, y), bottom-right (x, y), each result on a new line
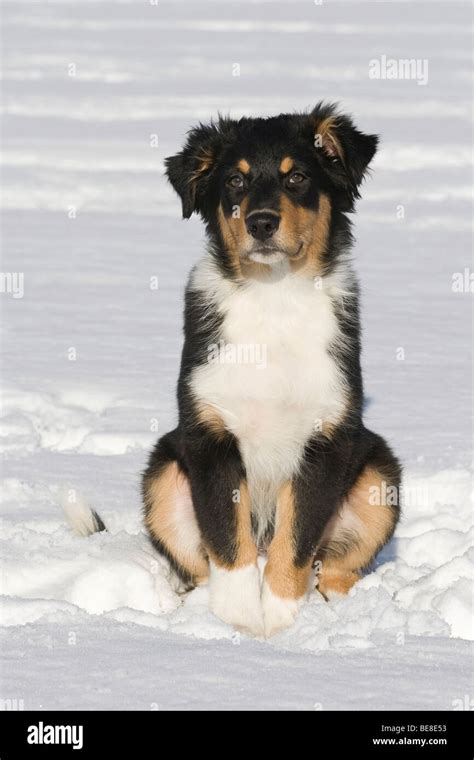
top-left (165, 120), bottom-right (233, 219)
top-left (311, 102), bottom-right (378, 201)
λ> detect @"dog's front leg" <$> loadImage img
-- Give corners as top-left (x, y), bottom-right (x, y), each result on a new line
top-left (186, 432), bottom-right (263, 637)
top-left (262, 438), bottom-right (352, 637)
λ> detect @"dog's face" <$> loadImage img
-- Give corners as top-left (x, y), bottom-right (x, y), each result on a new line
top-left (166, 103), bottom-right (378, 274)
top-left (217, 143), bottom-right (332, 266)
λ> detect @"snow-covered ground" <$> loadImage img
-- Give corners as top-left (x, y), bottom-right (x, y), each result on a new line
top-left (1, 0), bottom-right (472, 710)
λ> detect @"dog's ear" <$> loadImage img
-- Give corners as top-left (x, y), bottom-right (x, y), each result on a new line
top-left (310, 102), bottom-right (378, 201)
top-left (165, 120), bottom-right (234, 219)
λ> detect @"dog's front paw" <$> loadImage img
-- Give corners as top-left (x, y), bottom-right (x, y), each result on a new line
top-left (261, 579), bottom-right (303, 638)
top-left (208, 562), bottom-right (264, 637)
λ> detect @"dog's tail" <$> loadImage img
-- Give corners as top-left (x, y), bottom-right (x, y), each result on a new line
top-left (62, 491), bottom-right (107, 537)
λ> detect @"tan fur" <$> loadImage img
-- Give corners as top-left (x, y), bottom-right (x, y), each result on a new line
top-left (195, 401), bottom-right (228, 440)
top-left (264, 482), bottom-right (313, 599)
top-left (318, 570), bottom-right (360, 598)
top-left (303, 194), bottom-right (332, 273)
top-left (209, 481), bottom-right (258, 569)
top-left (316, 466), bottom-right (397, 597)
top-left (188, 148), bottom-right (213, 187)
top-left (240, 258), bottom-right (279, 280)
top-left (321, 418), bottom-right (342, 440)
top-left (314, 116), bottom-right (344, 161)
top-left (218, 199), bottom-right (273, 280)
top-left (276, 193), bottom-right (331, 276)
top-left (218, 187), bottom-right (331, 280)
top-left (218, 198), bottom-right (249, 277)
top-left (144, 463), bottom-right (208, 582)
top-left (185, 148), bottom-right (214, 211)
top-left (237, 159), bottom-right (251, 174)
top-left (279, 156), bottom-right (294, 174)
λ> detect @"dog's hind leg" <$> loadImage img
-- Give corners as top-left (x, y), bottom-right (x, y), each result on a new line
top-left (142, 431), bottom-right (209, 592)
top-left (316, 431), bottom-right (401, 599)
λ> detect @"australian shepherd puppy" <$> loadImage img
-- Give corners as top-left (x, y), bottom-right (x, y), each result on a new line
top-left (142, 103), bottom-right (401, 638)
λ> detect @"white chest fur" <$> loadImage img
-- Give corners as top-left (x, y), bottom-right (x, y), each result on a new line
top-left (189, 258), bottom-right (349, 537)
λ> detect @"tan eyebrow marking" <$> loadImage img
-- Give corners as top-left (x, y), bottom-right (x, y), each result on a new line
top-left (279, 156), bottom-right (294, 174)
top-left (237, 159), bottom-right (251, 174)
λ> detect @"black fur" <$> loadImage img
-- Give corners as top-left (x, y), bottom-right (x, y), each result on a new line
top-left (144, 103), bottom-right (400, 589)
top-left (164, 104), bottom-right (377, 279)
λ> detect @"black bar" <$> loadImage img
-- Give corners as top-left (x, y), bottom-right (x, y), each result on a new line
top-left (0, 710), bottom-right (472, 757)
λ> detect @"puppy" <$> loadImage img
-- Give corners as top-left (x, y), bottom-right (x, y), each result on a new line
top-left (142, 103), bottom-right (401, 637)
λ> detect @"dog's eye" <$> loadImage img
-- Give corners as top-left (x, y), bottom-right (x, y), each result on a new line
top-left (227, 174), bottom-right (244, 189)
top-left (288, 172), bottom-right (306, 185)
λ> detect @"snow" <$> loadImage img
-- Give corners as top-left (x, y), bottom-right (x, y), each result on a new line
top-left (1, 0), bottom-right (472, 710)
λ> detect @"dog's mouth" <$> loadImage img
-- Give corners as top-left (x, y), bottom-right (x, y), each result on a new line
top-left (246, 242), bottom-right (304, 265)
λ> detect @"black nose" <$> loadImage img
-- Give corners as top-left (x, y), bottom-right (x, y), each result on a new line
top-left (246, 212), bottom-right (280, 241)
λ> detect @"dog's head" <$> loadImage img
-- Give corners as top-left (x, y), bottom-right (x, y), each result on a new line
top-left (165, 103), bottom-right (378, 273)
